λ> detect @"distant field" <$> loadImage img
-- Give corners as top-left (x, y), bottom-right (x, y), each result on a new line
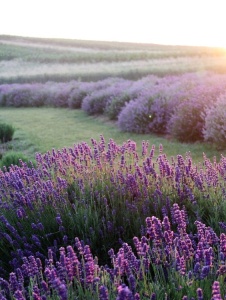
top-left (1, 35), bottom-right (226, 83)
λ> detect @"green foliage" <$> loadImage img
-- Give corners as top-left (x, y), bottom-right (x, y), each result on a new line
top-left (0, 151), bottom-right (36, 171)
top-left (0, 122), bottom-right (15, 143)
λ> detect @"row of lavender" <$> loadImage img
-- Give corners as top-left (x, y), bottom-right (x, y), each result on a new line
top-left (1, 212), bottom-right (226, 299)
top-left (0, 137), bottom-right (226, 298)
top-left (1, 72), bottom-right (226, 146)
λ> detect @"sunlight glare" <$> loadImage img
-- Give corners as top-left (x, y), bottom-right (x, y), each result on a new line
top-left (1, 0), bottom-right (226, 48)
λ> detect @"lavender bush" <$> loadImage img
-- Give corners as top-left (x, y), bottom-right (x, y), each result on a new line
top-left (81, 78), bottom-right (130, 115)
top-left (67, 81), bottom-right (96, 109)
top-left (0, 83), bottom-right (48, 107)
top-left (116, 76), bottom-right (174, 133)
top-left (147, 73), bottom-right (201, 134)
top-left (0, 84), bottom-right (42, 107)
top-left (68, 79), bottom-right (120, 109)
top-left (168, 97), bottom-right (207, 142)
top-left (117, 72), bottom-right (226, 141)
top-left (117, 94), bottom-right (154, 133)
top-left (104, 91), bottom-right (132, 120)
top-left (203, 93), bottom-right (226, 148)
top-left (104, 75), bottom-right (158, 120)
top-left (168, 74), bottom-right (226, 142)
top-left (48, 83), bottom-right (75, 108)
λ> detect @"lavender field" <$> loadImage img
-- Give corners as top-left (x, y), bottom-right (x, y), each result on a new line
top-left (0, 36), bottom-right (226, 299)
top-left (0, 137), bottom-right (226, 299)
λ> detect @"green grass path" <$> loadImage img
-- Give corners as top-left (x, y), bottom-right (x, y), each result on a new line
top-left (1, 107), bottom-right (224, 163)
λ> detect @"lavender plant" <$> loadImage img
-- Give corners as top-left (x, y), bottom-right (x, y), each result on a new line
top-left (117, 92), bottom-right (155, 133)
top-left (203, 93), bottom-right (226, 149)
top-left (168, 97), bottom-right (207, 142)
top-left (148, 73), bottom-right (200, 134)
top-left (168, 74), bottom-right (226, 142)
top-left (104, 91), bottom-right (132, 120)
top-left (0, 84), bottom-right (45, 107)
top-left (105, 75), bottom-right (159, 121)
top-left (67, 81), bottom-right (96, 109)
top-left (81, 78), bottom-right (129, 115)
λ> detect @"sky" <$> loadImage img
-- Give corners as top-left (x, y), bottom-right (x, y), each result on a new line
top-left (1, 0), bottom-right (226, 47)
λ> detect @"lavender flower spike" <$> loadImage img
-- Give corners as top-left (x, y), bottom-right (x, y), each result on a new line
top-left (211, 281), bottom-right (223, 300)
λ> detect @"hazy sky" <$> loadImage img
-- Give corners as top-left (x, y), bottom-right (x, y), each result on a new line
top-left (1, 0), bottom-right (226, 47)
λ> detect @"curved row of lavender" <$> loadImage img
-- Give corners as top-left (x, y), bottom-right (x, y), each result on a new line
top-left (0, 72), bottom-right (226, 147)
top-left (0, 136), bottom-right (226, 299)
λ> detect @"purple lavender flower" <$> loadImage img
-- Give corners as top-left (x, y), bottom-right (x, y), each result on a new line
top-left (172, 203), bottom-right (187, 233)
top-left (211, 281), bottom-right (223, 300)
top-left (56, 213), bottom-right (63, 225)
top-left (133, 236), bottom-right (149, 257)
top-left (162, 216), bottom-right (174, 246)
top-left (134, 293), bottom-right (140, 300)
top-left (193, 262), bottom-right (201, 278)
top-left (128, 274), bottom-right (136, 294)
top-left (32, 285), bottom-right (41, 299)
top-left (48, 248), bottom-right (54, 265)
top-left (74, 238), bottom-right (84, 256)
top-left (200, 265), bottom-right (210, 279)
top-left (41, 280), bottom-right (49, 294)
top-left (197, 287), bottom-right (204, 300)
top-left (179, 256), bottom-right (186, 276)
top-left (58, 283), bottom-right (67, 300)
top-left (9, 272), bottom-right (19, 294)
top-left (13, 290), bottom-right (26, 300)
top-left (116, 284), bottom-right (133, 300)
top-left (150, 293), bottom-right (156, 300)
top-left (0, 292), bottom-right (7, 300)
top-left (32, 292), bottom-right (42, 300)
top-left (220, 233), bottom-right (226, 260)
top-left (99, 285), bottom-right (109, 300)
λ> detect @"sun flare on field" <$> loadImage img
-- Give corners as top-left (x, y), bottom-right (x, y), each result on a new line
top-left (1, 0), bottom-right (226, 48)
